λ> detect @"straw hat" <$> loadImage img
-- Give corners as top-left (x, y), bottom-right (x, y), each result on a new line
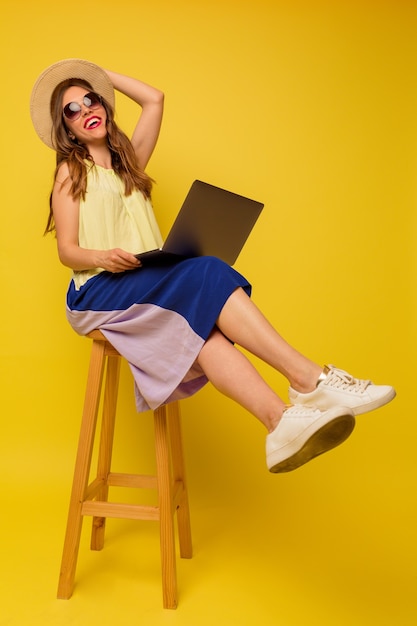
top-left (30, 58), bottom-right (115, 149)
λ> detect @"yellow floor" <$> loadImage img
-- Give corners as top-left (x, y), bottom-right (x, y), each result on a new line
top-left (2, 398), bottom-right (416, 626)
top-left (3, 499), bottom-right (416, 626)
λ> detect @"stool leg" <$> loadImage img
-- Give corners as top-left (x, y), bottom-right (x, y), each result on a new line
top-left (91, 353), bottom-right (121, 551)
top-left (154, 405), bottom-right (177, 609)
top-left (167, 402), bottom-right (193, 559)
top-left (57, 339), bottom-right (106, 599)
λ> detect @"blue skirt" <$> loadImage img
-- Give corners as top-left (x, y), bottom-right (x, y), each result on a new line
top-left (66, 256), bottom-right (251, 412)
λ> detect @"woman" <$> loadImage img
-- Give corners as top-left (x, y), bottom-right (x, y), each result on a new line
top-left (30, 59), bottom-right (395, 473)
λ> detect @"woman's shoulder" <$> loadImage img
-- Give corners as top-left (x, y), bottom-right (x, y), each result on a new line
top-left (55, 160), bottom-right (70, 183)
top-left (54, 159), bottom-right (91, 188)
top-left (55, 158), bottom-right (93, 182)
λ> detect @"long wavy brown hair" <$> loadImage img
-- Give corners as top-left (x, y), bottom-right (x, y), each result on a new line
top-left (45, 78), bottom-right (153, 234)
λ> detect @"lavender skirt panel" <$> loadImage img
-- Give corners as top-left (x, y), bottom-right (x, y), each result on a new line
top-left (67, 302), bottom-right (207, 411)
top-left (66, 256), bottom-right (251, 412)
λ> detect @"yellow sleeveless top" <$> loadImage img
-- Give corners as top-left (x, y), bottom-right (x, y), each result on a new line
top-left (73, 164), bottom-right (163, 290)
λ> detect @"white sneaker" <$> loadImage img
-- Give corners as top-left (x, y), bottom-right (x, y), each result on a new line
top-left (266, 404), bottom-right (355, 473)
top-left (289, 365), bottom-right (396, 416)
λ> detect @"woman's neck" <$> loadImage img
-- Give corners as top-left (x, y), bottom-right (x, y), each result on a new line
top-left (88, 144), bottom-right (112, 170)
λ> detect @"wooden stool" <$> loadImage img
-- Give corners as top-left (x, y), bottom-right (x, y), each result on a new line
top-left (57, 330), bottom-right (192, 609)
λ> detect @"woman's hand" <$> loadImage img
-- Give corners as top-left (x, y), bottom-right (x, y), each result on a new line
top-left (96, 248), bottom-right (142, 273)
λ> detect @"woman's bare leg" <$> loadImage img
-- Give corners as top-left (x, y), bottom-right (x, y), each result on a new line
top-left (197, 319), bottom-right (358, 474)
top-left (197, 328), bottom-right (286, 433)
top-left (216, 288), bottom-right (323, 393)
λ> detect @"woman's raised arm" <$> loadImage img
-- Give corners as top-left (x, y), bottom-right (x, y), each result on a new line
top-left (105, 69), bottom-right (164, 170)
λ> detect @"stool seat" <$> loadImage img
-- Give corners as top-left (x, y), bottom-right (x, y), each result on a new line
top-left (57, 330), bottom-right (192, 609)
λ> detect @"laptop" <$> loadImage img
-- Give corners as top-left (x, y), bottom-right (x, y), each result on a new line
top-left (135, 180), bottom-right (264, 266)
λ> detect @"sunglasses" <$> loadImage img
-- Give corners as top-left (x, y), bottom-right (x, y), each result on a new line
top-left (63, 92), bottom-right (103, 121)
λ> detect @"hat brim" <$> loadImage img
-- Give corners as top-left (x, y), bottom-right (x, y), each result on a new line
top-left (30, 58), bottom-right (115, 150)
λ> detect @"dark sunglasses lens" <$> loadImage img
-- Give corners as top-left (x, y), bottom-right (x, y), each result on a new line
top-left (84, 92), bottom-right (101, 108)
top-left (63, 101), bottom-right (82, 120)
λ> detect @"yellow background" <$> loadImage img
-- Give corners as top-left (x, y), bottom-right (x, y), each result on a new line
top-left (1, 0), bottom-right (416, 624)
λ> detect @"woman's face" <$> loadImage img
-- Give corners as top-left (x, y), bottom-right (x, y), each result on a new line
top-left (62, 85), bottom-right (108, 145)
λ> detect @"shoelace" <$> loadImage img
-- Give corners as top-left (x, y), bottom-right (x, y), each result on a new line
top-left (323, 365), bottom-right (370, 393)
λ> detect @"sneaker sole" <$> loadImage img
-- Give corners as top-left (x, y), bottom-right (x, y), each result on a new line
top-left (268, 414), bottom-right (355, 474)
